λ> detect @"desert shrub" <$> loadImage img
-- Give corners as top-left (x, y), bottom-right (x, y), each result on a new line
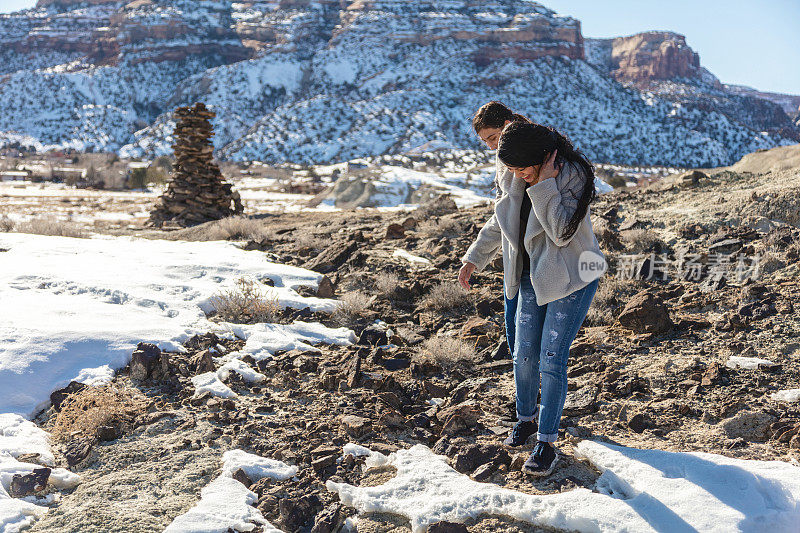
top-left (127, 167), bottom-right (147, 189)
top-left (620, 228), bottom-right (665, 253)
top-left (415, 195), bottom-right (458, 218)
top-left (422, 281), bottom-right (472, 311)
top-left (180, 216), bottom-right (269, 242)
top-left (294, 232), bottom-right (328, 251)
top-left (418, 217), bottom-right (462, 239)
top-left (606, 175), bottom-right (627, 188)
top-left (209, 277), bottom-right (280, 323)
top-left (415, 336), bottom-right (478, 370)
top-left (15, 216), bottom-right (85, 238)
top-left (0, 215), bottom-right (14, 232)
top-left (332, 291), bottom-right (373, 326)
top-left (49, 383), bottom-right (145, 443)
top-left (374, 271), bottom-right (400, 297)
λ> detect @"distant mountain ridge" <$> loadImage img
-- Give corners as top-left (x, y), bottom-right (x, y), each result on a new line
top-left (0, 0), bottom-right (796, 166)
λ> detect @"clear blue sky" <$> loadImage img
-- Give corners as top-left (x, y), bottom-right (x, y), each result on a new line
top-left (3, 0), bottom-right (799, 94)
top-left (545, 0), bottom-right (800, 94)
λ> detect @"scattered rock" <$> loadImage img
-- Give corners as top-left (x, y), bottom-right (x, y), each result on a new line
top-left (720, 410), bottom-right (777, 442)
top-left (618, 290), bottom-right (674, 333)
top-left (279, 494), bottom-right (323, 532)
top-left (627, 413), bottom-right (648, 433)
top-left (191, 349), bottom-right (215, 374)
top-left (437, 402), bottom-right (482, 436)
top-left (460, 317), bottom-right (494, 337)
top-left (358, 325), bottom-right (389, 346)
top-left (9, 468), bottom-right (51, 497)
top-left (452, 443), bottom-right (510, 474)
top-left (231, 468), bottom-right (252, 487)
top-left (130, 342), bottom-right (162, 381)
top-left (340, 415), bottom-right (372, 437)
top-left (304, 241), bottom-right (358, 274)
top-left (317, 275), bottom-right (336, 298)
top-left (311, 502), bottom-right (347, 533)
top-left (563, 385), bottom-right (599, 416)
top-left (429, 521), bottom-right (468, 533)
top-left (385, 223), bottom-right (406, 239)
top-left (50, 381), bottom-right (88, 411)
top-left (64, 438), bottom-right (94, 467)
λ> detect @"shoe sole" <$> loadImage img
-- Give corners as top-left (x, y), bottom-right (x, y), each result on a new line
top-left (503, 434), bottom-right (537, 448)
top-left (522, 451), bottom-right (560, 477)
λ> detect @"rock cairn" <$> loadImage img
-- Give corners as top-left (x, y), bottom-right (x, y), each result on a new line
top-left (148, 103), bottom-right (243, 228)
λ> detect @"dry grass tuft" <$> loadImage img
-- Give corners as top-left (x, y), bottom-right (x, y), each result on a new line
top-left (620, 228), bottom-right (664, 253)
top-left (422, 281), bottom-right (472, 311)
top-left (209, 276), bottom-right (281, 323)
top-left (0, 215), bottom-right (14, 232)
top-left (49, 383), bottom-right (146, 443)
top-left (418, 218), bottom-right (462, 239)
top-left (415, 336), bottom-right (478, 370)
top-left (332, 290), bottom-right (373, 326)
top-left (14, 216), bottom-right (85, 238)
top-left (586, 276), bottom-right (642, 325)
top-left (179, 216), bottom-right (270, 242)
top-left (374, 271), bottom-right (401, 297)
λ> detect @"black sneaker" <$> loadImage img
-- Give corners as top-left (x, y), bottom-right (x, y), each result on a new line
top-left (522, 441), bottom-right (559, 477)
top-left (503, 420), bottom-right (537, 446)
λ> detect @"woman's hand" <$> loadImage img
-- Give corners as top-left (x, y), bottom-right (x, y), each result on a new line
top-left (536, 149), bottom-right (559, 183)
top-left (458, 262), bottom-right (476, 290)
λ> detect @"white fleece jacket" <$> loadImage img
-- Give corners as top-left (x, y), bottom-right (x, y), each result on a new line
top-left (462, 155), bottom-right (606, 305)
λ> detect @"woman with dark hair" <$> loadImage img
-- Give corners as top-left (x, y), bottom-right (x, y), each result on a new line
top-left (472, 101), bottom-right (530, 151)
top-left (458, 121), bottom-right (607, 477)
top-left (469, 102), bottom-right (532, 358)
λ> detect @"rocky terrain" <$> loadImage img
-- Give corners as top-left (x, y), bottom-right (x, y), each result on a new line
top-left (5, 144), bottom-right (797, 532)
top-left (0, 1), bottom-right (797, 166)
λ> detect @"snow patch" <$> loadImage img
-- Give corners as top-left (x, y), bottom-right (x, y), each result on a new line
top-left (726, 356), bottom-right (777, 370)
top-left (327, 441), bottom-right (800, 533)
top-left (771, 389), bottom-right (800, 403)
top-left (392, 249), bottom-right (432, 265)
top-left (164, 449), bottom-right (295, 533)
top-left (0, 233), bottom-right (344, 417)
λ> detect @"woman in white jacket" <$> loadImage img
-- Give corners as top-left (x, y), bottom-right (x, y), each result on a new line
top-left (459, 121), bottom-right (607, 477)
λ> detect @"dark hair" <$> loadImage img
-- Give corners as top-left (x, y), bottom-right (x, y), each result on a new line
top-left (497, 122), bottom-right (597, 243)
top-left (472, 101), bottom-right (529, 133)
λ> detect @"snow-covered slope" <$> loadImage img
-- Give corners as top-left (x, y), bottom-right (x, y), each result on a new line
top-left (0, 1), bottom-right (795, 166)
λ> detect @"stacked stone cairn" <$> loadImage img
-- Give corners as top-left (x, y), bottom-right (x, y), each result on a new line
top-left (148, 102), bottom-right (243, 228)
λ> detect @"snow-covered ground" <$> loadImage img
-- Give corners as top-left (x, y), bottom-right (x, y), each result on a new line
top-left (164, 449), bottom-right (297, 533)
top-left (0, 232), bottom-right (356, 530)
top-left (329, 442), bottom-right (800, 533)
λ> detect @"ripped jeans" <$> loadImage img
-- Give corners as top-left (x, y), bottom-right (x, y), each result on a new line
top-left (507, 268), bottom-right (599, 443)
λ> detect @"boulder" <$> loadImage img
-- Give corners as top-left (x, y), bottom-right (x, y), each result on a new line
top-left (618, 291), bottom-right (674, 333)
top-left (191, 349), bottom-right (215, 374)
top-left (130, 342), bottom-right (162, 381)
top-left (303, 241), bottom-right (358, 274)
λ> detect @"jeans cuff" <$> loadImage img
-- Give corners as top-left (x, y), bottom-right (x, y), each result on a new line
top-left (517, 413), bottom-right (536, 422)
top-left (537, 432), bottom-right (558, 443)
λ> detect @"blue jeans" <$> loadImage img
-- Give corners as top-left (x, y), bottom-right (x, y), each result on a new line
top-left (509, 269), bottom-right (599, 442)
